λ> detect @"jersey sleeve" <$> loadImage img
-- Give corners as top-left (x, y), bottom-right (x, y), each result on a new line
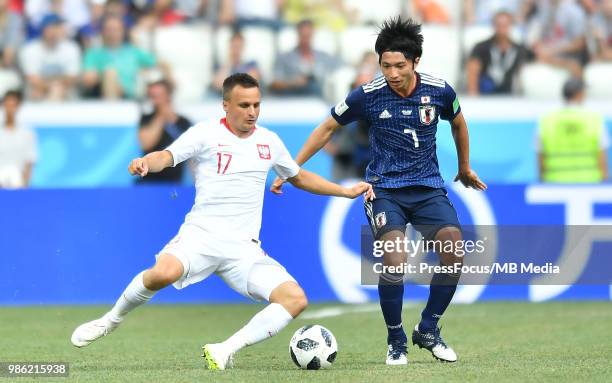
top-left (165, 123), bottom-right (204, 166)
top-left (330, 86), bottom-right (366, 126)
top-left (440, 82), bottom-right (461, 121)
top-left (271, 133), bottom-right (300, 180)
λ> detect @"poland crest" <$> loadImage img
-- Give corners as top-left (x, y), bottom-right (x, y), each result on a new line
top-left (257, 144), bottom-right (271, 160)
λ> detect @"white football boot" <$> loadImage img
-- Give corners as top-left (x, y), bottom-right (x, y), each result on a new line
top-left (386, 340), bottom-right (408, 365)
top-left (412, 324), bottom-right (457, 362)
top-left (71, 315), bottom-right (120, 347)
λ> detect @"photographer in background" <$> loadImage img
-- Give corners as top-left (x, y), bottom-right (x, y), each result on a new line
top-left (137, 79), bottom-right (192, 183)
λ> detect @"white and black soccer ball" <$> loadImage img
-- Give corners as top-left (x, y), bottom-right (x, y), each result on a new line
top-left (289, 325), bottom-right (338, 370)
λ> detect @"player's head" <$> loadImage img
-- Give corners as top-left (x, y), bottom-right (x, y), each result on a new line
top-left (375, 17), bottom-right (423, 91)
top-left (222, 73), bottom-right (261, 134)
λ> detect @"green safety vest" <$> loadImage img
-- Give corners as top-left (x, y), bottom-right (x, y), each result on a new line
top-left (540, 107), bottom-right (604, 183)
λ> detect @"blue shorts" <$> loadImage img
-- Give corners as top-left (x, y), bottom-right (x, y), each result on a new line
top-left (364, 185), bottom-right (460, 240)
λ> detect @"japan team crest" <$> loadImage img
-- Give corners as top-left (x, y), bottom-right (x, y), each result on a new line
top-left (419, 105), bottom-right (437, 125)
top-left (257, 144), bottom-right (271, 160)
top-left (375, 212), bottom-right (387, 229)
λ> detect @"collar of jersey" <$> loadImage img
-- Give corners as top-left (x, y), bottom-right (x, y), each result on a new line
top-left (220, 117), bottom-right (257, 140)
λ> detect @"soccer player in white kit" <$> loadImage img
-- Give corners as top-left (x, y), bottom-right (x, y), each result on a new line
top-left (70, 73), bottom-right (374, 370)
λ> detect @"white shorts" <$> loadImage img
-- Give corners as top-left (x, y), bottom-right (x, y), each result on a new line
top-left (156, 224), bottom-right (296, 301)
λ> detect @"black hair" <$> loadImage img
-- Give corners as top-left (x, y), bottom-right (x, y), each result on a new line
top-left (375, 16), bottom-right (423, 63)
top-left (222, 73), bottom-right (259, 100)
top-left (2, 89), bottom-right (23, 103)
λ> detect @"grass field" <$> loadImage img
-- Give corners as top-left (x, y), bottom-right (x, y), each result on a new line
top-left (2, 302), bottom-right (611, 382)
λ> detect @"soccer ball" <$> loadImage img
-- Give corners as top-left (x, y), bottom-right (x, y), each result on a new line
top-left (289, 325), bottom-right (338, 370)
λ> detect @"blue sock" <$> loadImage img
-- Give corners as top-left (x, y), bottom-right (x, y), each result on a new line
top-left (378, 275), bottom-right (406, 344)
top-left (419, 270), bottom-right (460, 333)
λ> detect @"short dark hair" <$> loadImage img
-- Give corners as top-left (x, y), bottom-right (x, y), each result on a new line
top-left (375, 16), bottom-right (423, 63)
top-left (3, 89), bottom-right (23, 103)
top-left (222, 73), bottom-right (259, 100)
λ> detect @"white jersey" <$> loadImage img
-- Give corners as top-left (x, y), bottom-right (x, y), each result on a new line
top-left (166, 117), bottom-right (300, 241)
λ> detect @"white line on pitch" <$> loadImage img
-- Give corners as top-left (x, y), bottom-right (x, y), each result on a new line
top-left (301, 303), bottom-right (417, 319)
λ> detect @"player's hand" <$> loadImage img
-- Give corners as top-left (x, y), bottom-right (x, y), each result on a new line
top-left (454, 169), bottom-right (487, 190)
top-left (270, 176), bottom-right (286, 195)
top-left (345, 182), bottom-right (376, 201)
top-left (128, 157), bottom-right (149, 177)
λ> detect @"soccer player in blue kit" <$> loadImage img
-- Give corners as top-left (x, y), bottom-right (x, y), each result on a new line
top-left (272, 17), bottom-right (487, 365)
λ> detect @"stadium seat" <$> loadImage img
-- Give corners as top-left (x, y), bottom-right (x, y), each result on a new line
top-left (345, 0), bottom-right (402, 25)
top-left (276, 26), bottom-right (338, 56)
top-left (153, 24), bottom-right (213, 102)
top-left (322, 65), bottom-right (357, 104)
top-left (215, 26), bottom-right (276, 85)
top-left (520, 63), bottom-right (571, 99)
top-left (584, 63), bottom-right (612, 98)
top-left (0, 69), bottom-right (21, 98)
top-left (418, 25), bottom-right (460, 87)
top-left (338, 26), bottom-right (378, 66)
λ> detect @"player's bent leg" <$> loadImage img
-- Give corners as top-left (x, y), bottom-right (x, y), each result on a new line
top-left (203, 263), bottom-right (299, 370)
top-left (71, 253), bottom-right (185, 348)
top-left (413, 226), bottom-right (461, 362)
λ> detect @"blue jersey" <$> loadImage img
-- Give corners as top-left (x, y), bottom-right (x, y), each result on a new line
top-left (330, 72), bottom-right (461, 189)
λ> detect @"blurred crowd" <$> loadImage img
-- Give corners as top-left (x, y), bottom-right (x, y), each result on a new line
top-left (1, 0), bottom-right (611, 188)
top-left (0, 0), bottom-right (610, 102)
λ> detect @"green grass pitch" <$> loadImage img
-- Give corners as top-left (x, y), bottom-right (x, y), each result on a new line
top-left (2, 302), bottom-right (611, 382)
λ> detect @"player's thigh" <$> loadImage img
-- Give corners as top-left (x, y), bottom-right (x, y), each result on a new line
top-left (155, 224), bottom-right (220, 289)
top-left (411, 194), bottom-right (463, 264)
top-left (364, 193), bottom-right (408, 240)
top-left (217, 243), bottom-right (297, 302)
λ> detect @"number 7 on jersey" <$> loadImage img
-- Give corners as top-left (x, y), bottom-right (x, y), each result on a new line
top-left (404, 128), bottom-right (419, 148)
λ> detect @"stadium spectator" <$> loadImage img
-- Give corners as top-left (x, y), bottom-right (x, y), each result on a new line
top-left (25, 0), bottom-right (90, 38)
top-left (408, 0), bottom-right (451, 25)
top-left (137, 79), bottom-right (192, 183)
top-left (212, 31), bottom-right (261, 92)
top-left (78, 0), bottom-right (136, 49)
top-left (20, 14), bottom-right (81, 101)
top-left (536, 77), bottom-right (609, 183)
top-left (466, 11), bottom-right (528, 95)
top-left (219, 0), bottom-right (283, 29)
top-left (463, 0), bottom-right (533, 25)
top-left (528, 0), bottom-right (588, 77)
top-left (353, 51), bottom-right (380, 87)
top-left (0, 0), bottom-right (23, 68)
top-left (0, 90), bottom-right (37, 189)
top-left (82, 15), bottom-right (157, 99)
top-left (283, 0), bottom-right (357, 32)
top-left (269, 19), bottom-right (339, 96)
top-left (588, 0), bottom-right (612, 60)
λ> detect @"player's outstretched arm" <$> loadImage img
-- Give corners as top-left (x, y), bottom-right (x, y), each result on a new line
top-left (450, 112), bottom-right (487, 191)
top-left (271, 116), bottom-right (342, 195)
top-left (287, 169), bottom-right (375, 201)
top-left (128, 150), bottom-right (174, 177)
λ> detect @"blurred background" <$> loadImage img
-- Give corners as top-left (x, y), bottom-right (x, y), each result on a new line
top-left (1, 0), bottom-right (612, 305)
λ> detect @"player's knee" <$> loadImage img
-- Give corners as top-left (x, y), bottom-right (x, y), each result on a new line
top-left (273, 282), bottom-right (308, 317)
top-left (145, 257), bottom-right (184, 290)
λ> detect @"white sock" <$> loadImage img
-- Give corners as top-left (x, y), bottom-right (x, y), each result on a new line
top-left (105, 271), bottom-right (156, 323)
top-left (222, 303), bottom-right (293, 354)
